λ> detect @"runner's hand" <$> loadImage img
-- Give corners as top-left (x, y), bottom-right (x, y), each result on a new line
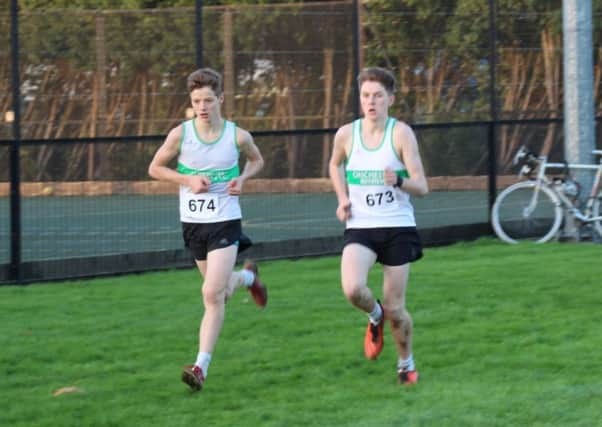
top-left (188, 175), bottom-right (210, 193)
top-left (227, 178), bottom-right (243, 195)
top-left (336, 200), bottom-right (352, 222)
top-left (383, 167), bottom-right (397, 186)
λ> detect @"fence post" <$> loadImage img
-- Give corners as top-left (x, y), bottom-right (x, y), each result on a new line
top-left (91, 11), bottom-right (107, 180)
top-left (487, 0), bottom-right (498, 224)
top-left (9, 0), bottom-right (22, 283)
top-left (351, 0), bottom-right (360, 119)
top-left (195, 0), bottom-right (204, 68)
top-left (223, 7), bottom-right (234, 118)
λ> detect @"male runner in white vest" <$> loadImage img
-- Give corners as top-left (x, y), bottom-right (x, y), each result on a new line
top-left (148, 68), bottom-right (266, 392)
top-left (329, 67), bottom-right (429, 385)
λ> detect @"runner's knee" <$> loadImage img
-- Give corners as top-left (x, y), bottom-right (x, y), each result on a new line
top-left (341, 280), bottom-right (367, 303)
top-left (202, 283), bottom-right (226, 305)
top-left (385, 304), bottom-right (409, 323)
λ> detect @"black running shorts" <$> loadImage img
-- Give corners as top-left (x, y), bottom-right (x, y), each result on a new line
top-left (343, 226), bottom-right (423, 266)
top-left (182, 220), bottom-right (242, 261)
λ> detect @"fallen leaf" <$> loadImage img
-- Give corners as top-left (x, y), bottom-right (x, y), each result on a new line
top-left (52, 386), bottom-right (83, 396)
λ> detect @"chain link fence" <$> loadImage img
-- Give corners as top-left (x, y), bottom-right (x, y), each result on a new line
top-left (1, 1), bottom-right (601, 282)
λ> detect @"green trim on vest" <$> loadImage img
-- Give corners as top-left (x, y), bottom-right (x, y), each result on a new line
top-left (192, 119), bottom-right (228, 145)
top-left (346, 169), bottom-right (409, 185)
top-left (358, 117), bottom-right (391, 152)
top-left (178, 120), bottom-right (187, 152)
top-left (177, 163), bottom-right (240, 183)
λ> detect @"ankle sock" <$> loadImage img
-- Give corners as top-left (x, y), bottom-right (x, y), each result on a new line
top-left (195, 352), bottom-right (212, 377)
top-left (368, 301), bottom-right (383, 325)
top-left (240, 269), bottom-right (255, 287)
top-left (398, 354), bottom-right (415, 372)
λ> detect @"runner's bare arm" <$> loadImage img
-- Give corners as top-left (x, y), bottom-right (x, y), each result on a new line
top-left (393, 122), bottom-right (428, 197)
top-left (329, 124), bottom-right (352, 221)
top-left (148, 125), bottom-right (209, 193)
top-left (228, 127), bottom-right (264, 195)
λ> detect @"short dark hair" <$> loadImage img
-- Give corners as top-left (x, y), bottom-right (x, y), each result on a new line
top-left (186, 68), bottom-right (223, 95)
top-left (357, 67), bottom-right (396, 94)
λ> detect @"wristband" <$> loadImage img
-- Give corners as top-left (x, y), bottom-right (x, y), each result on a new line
top-left (395, 175), bottom-right (404, 188)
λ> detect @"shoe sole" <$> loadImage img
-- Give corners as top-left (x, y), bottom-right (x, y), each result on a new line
top-left (364, 322), bottom-right (384, 359)
top-left (250, 283), bottom-right (268, 307)
top-left (244, 261), bottom-right (268, 307)
top-left (398, 372), bottom-right (419, 385)
top-left (181, 367), bottom-right (203, 391)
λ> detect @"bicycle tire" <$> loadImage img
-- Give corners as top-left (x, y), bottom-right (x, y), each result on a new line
top-left (492, 180), bottom-right (563, 243)
top-left (592, 190), bottom-right (602, 238)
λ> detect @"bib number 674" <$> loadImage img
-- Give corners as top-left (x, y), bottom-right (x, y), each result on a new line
top-left (188, 198), bottom-right (216, 213)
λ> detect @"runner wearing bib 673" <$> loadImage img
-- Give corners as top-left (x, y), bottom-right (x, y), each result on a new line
top-left (148, 68), bottom-right (267, 392)
top-left (329, 67), bottom-right (429, 385)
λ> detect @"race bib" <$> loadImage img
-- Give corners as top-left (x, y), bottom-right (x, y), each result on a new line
top-left (361, 190), bottom-right (396, 209)
top-left (180, 192), bottom-right (219, 220)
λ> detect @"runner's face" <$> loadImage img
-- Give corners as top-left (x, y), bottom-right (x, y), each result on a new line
top-left (360, 81), bottom-right (393, 120)
top-left (190, 87), bottom-right (223, 122)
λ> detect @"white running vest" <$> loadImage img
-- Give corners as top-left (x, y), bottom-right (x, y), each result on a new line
top-left (345, 117), bottom-right (416, 229)
top-left (177, 119), bottom-right (242, 223)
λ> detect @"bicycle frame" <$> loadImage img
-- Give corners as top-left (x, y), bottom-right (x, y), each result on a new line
top-left (529, 150), bottom-right (602, 223)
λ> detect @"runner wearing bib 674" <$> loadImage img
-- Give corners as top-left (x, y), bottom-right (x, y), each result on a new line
top-left (177, 118), bottom-right (242, 223)
top-left (148, 68), bottom-right (267, 392)
top-left (329, 67), bottom-right (429, 385)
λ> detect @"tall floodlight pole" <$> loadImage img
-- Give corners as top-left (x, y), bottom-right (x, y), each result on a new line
top-left (563, 0), bottom-right (595, 198)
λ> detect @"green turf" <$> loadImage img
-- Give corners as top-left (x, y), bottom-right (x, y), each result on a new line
top-left (1, 239), bottom-right (601, 426)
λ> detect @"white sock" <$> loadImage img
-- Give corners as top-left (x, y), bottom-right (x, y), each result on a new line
top-left (240, 269), bottom-right (255, 287)
top-left (398, 354), bottom-right (415, 372)
top-left (195, 352), bottom-right (212, 377)
top-left (368, 301), bottom-right (383, 325)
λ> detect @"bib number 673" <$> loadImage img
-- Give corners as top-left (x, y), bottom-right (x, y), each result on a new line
top-left (366, 191), bottom-right (394, 206)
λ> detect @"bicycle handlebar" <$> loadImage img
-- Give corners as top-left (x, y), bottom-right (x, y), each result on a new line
top-left (513, 145), bottom-right (540, 178)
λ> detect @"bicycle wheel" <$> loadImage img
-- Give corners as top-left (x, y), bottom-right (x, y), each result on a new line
top-left (592, 190), bottom-right (602, 238)
top-left (492, 180), bottom-right (563, 243)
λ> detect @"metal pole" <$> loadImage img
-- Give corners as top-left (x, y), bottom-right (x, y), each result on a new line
top-left (195, 0), bottom-right (203, 68)
top-left (487, 0), bottom-right (498, 223)
top-left (562, 0), bottom-right (595, 240)
top-left (9, 0), bottom-right (22, 283)
top-left (563, 0), bottom-right (595, 193)
top-left (351, 0), bottom-right (360, 118)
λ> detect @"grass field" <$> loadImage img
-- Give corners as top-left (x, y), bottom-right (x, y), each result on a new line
top-left (1, 239), bottom-right (601, 427)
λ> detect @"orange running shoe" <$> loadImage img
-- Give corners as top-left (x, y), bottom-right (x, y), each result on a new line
top-left (243, 260), bottom-right (268, 307)
top-left (182, 364), bottom-right (205, 391)
top-left (398, 368), bottom-right (419, 385)
top-left (364, 301), bottom-right (384, 359)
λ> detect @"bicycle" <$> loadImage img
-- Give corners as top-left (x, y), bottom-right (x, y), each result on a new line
top-left (491, 145), bottom-right (602, 243)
